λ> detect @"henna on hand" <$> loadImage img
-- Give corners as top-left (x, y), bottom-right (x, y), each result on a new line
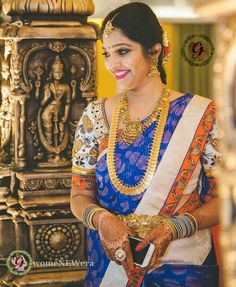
top-left (97, 211), bottom-right (135, 277)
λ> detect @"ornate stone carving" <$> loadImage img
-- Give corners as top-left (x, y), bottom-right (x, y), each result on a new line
top-left (0, 7), bottom-right (97, 285)
top-left (21, 179), bottom-right (41, 191)
top-left (2, 0), bottom-right (95, 16)
top-left (35, 223), bottom-right (81, 261)
top-left (60, 177), bottom-right (72, 189)
top-left (25, 209), bottom-right (72, 220)
top-left (0, 40), bottom-right (15, 165)
top-left (43, 178), bottom-right (58, 190)
top-left (0, 59), bottom-right (13, 164)
top-left (19, 176), bottom-right (71, 191)
top-left (21, 40), bottom-right (95, 168)
top-left (37, 55), bottom-right (71, 163)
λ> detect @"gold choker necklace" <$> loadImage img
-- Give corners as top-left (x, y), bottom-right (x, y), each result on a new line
top-left (120, 85), bottom-right (167, 145)
top-left (107, 85), bottom-right (170, 195)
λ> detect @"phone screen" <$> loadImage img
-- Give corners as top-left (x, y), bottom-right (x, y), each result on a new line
top-left (129, 237), bottom-right (151, 266)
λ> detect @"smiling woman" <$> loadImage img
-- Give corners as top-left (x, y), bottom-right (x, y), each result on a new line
top-left (71, 2), bottom-right (220, 287)
top-left (102, 30), bottom-right (159, 93)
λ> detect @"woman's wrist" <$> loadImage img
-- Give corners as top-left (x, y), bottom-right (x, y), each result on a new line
top-left (161, 219), bottom-right (177, 240)
top-left (81, 204), bottom-right (107, 230)
top-left (92, 209), bottom-right (109, 230)
top-left (167, 213), bottom-right (198, 240)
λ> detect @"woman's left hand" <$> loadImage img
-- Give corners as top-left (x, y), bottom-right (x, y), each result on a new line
top-left (135, 221), bottom-right (173, 270)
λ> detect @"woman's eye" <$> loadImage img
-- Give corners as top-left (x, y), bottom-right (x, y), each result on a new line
top-left (118, 49), bottom-right (130, 56)
top-left (102, 52), bottom-right (110, 58)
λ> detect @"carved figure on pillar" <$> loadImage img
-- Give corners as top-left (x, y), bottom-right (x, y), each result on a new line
top-left (38, 55), bottom-right (71, 163)
top-left (0, 59), bottom-right (13, 164)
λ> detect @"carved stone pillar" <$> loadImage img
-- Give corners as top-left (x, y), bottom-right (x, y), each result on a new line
top-left (0, 1), bottom-right (97, 286)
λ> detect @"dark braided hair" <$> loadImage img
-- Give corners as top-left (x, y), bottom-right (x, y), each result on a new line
top-left (101, 2), bottom-right (167, 84)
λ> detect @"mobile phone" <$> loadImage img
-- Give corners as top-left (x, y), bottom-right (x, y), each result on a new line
top-left (129, 236), bottom-right (155, 268)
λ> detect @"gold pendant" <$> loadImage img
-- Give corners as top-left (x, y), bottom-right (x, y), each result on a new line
top-left (121, 120), bottom-right (143, 144)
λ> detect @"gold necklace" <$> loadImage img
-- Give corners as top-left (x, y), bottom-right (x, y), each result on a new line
top-left (120, 85), bottom-right (167, 144)
top-left (107, 86), bottom-right (170, 195)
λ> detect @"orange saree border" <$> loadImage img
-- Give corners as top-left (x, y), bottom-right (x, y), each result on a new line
top-left (159, 101), bottom-right (216, 216)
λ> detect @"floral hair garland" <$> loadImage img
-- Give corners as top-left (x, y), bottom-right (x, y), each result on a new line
top-left (162, 30), bottom-right (171, 65)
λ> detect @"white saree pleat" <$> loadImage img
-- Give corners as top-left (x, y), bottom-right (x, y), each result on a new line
top-left (100, 96), bottom-right (212, 287)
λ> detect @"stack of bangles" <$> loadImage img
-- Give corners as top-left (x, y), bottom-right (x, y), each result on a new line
top-left (81, 204), bottom-right (106, 230)
top-left (162, 213), bottom-right (198, 240)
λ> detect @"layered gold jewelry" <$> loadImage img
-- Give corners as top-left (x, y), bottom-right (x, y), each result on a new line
top-left (107, 85), bottom-right (169, 195)
top-left (120, 85), bottom-right (167, 145)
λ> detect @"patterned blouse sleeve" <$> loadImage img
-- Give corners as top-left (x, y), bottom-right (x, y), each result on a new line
top-left (200, 120), bottom-right (221, 201)
top-left (71, 104), bottom-right (99, 194)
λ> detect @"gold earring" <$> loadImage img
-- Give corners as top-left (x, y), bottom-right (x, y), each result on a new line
top-left (147, 57), bottom-right (160, 77)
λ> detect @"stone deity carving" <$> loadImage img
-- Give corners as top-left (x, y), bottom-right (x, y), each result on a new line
top-left (38, 56), bottom-right (71, 163)
top-left (0, 59), bottom-right (13, 163)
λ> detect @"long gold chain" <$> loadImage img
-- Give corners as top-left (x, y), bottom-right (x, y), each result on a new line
top-left (107, 87), bottom-right (170, 195)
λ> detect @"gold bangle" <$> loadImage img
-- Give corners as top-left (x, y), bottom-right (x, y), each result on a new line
top-left (88, 207), bottom-right (106, 230)
top-left (82, 204), bottom-right (106, 230)
top-left (81, 204), bottom-right (97, 229)
top-left (161, 219), bottom-right (178, 240)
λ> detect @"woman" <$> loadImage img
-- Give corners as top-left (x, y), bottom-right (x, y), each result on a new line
top-left (70, 2), bottom-right (220, 286)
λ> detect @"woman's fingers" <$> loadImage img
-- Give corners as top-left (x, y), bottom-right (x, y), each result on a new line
top-left (134, 225), bottom-right (173, 269)
top-left (111, 240), bottom-right (135, 277)
top-left (102, 242), bottom-right (114, 261)
top-left (135, 230), bottom-right (157, 251)
top-left (122, 240), bottom-right (134, 275)
top-left (147, 247), bottom-right (161, 269)
top-left (127, 227), bottom-right (136, 237)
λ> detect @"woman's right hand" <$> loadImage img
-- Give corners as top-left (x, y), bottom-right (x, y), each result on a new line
top-left (95, 211), bottom-right (135, 277)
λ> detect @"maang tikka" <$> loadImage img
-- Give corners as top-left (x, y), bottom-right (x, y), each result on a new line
top-left (103, 13), bottom-right (119, 37)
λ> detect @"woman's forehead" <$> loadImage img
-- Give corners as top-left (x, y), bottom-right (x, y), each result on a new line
top-left (102, 29), bottom-right (136, 49)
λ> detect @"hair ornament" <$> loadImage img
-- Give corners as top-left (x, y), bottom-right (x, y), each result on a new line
top-left (162, 30), bottom-right (169, 48)
top-left (162, 29), bottom-right (171, 65)
top-left (103, 12), bottom-right (119, 37)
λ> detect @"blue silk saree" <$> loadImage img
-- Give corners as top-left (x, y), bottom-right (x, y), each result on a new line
top-left (72, 94), bottom-right (219, 287)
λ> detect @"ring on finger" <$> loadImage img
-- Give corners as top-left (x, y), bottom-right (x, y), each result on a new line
top-left (114, 248), bottom-right (126, 262)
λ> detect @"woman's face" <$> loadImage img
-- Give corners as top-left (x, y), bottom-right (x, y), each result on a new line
top-left (102, 28), bottom-right (151, 91)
